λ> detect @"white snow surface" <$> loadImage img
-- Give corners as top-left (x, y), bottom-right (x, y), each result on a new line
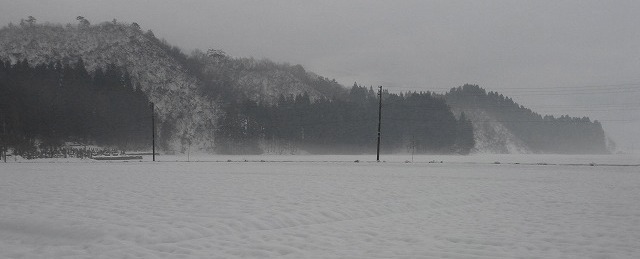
top-left (1, 154), bottom-right (639, 258)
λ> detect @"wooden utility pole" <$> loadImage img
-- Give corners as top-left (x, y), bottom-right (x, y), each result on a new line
top-left (410, 137), bottom-right (416, 163)
top-left (376, 86), bottom-right (382, 162)
top-left (151, 102), bottom-right (155, 162)
top-left (2, 113), bottom-right (6, 163)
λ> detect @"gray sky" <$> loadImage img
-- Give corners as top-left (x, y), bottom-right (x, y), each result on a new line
top-left (2, 0), bottom-right (639, 151)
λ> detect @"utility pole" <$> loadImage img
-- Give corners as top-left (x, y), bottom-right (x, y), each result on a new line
top-left (410, 138), bottom-right (416, 163)
top-left (151, 102), bottom-right (155, 162)
top-left (2, 113), bottom-right (6, 163)
top-left (187, 138), bottom-right (191, 162)
top-left (377, 85), bottom-right (382, 162)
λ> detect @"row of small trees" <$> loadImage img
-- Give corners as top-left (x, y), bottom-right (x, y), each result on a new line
top-left (13, 15), bottom-right (132, 28)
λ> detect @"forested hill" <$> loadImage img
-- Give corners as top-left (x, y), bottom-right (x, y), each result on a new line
top-left (0, 19), bottom-right (217, 151)
top-left (0, 19), bottom-right (608, 155)
top-left (0, 19), bottom-right (345, 151)
top-left (445, 84), bottom-right (608, 154)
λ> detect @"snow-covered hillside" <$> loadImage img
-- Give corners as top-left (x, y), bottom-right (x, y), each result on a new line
top-left (197, 53), bottom-right (346, 103)
top-left (0, 22), bottom-right (347, 152)
top-left (452, 108), bottom-right (531, 154)
top-left (0, 22), bottom-right (218, 151)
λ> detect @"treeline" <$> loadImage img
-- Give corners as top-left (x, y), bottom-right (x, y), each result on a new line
top-left (445, 84), bottom-right (607, 153)
top-left (0, 59), bottom-right (152, 156)
top-left (215, 84), bottom-right (474, 154)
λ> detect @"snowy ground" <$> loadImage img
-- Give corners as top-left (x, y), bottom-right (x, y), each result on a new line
top-left (1, 154), bottom-right (639, 258)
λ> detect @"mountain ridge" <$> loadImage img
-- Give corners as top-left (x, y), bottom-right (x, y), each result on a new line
top-left (0, 20), bottom-right (609, 154)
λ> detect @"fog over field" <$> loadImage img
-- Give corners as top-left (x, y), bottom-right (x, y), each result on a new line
top-left (1, 0), bottom-right (639, 151)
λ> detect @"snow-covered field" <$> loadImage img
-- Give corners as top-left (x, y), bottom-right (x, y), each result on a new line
top-left (1, 154), bottom-right (639, 258)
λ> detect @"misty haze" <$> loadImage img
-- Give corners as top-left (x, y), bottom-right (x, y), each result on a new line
top-left (0, 1), bottom-right (639, 258)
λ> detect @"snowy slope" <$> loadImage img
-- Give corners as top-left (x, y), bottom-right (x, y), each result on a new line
top-left (0, 23), bottom-right (219, 151)
top-left (198, 55), bottom-right (346, 103)
top-left (2, 156), bottom-right (639, 258)
top-left (452, 108), bottom-right (531, 154)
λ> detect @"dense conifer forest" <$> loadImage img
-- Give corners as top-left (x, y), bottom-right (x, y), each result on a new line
top-left (0, 59), bottom-right (152, 156)
top-left (215, 84), bottom-right (475, 155)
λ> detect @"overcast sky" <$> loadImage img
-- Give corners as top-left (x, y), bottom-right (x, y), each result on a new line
top-left (2, 0), bottom-right (639, 151)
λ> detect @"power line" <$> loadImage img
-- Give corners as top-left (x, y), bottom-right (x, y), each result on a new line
top-left (345, 82), bottom-right (640, 98)
top-left (384, 117), bottom-right (640, 123)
